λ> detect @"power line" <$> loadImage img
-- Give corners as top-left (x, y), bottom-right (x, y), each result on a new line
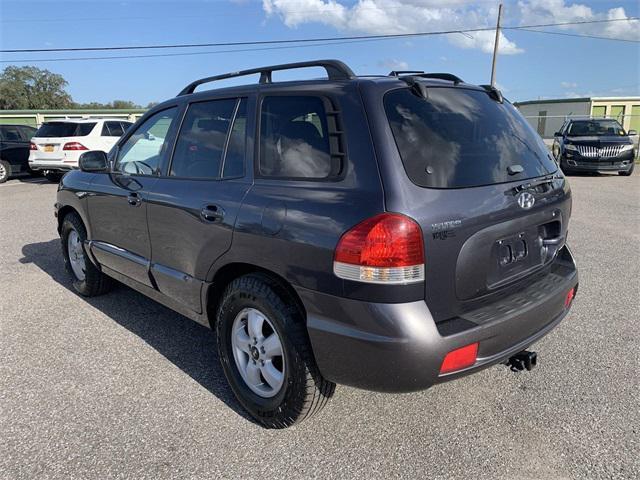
top-left (0, 37), bottom-right (396, 64)
top-left (1, 17), bottom-right (637, 54)
top-left (513, 28), bottom-right (640, 43)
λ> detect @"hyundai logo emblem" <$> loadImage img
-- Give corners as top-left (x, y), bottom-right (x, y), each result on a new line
top-left (517, 192), bottom-right (535, 209)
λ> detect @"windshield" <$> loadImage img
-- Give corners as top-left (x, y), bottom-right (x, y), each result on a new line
top-left (567, 120), bottom-right (625, 137)
top-left (35, 122), bottom-right (96, 137)
top-left (384, 87), bottom-right (557, 189)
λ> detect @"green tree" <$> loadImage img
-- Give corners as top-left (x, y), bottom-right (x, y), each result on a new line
top-left (0, 66), bottom-right (73, 109)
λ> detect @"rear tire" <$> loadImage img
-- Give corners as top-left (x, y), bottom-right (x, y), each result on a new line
top-left (216, 273), bottom-right (335, 428)
top-left (0, 160), bottom-right (10, 183)
top-left (60, 212), bottom-right (113, 297)
top-left (619, 162), bottom-right (634, 176)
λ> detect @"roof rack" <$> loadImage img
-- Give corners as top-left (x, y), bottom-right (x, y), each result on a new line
top-left (178, 59), bottom-right (355, 96)
top-left (389, 71), bottom-right (464, 85)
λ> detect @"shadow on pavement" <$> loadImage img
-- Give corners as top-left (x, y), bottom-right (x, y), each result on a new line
top-left (20, 238), bottom-right (255, 425)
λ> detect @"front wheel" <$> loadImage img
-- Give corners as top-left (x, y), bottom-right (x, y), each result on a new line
top-left (216, 274), bottom-right (335, 428)
top-left (0, 160), bottom-right (10, 183)
top-left (61, 212), bottom-right (113, 296)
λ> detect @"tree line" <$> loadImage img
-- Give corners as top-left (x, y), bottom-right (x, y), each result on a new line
top-left (0, 66), bottom-right (157, 110)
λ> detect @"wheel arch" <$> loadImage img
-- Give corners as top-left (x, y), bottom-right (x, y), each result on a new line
top-left (205, 262), bottom-right (307, 330)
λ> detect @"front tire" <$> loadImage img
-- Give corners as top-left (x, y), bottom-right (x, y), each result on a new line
top-left (0, 160), bottom-right (10, 183)
top-left (216, 273), bottom-right (335, 428)
top-left (60, 212), bottom-right (113, 296)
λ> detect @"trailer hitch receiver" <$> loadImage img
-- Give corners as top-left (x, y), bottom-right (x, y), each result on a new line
top-left (506, 350), bottom-right (537, 372)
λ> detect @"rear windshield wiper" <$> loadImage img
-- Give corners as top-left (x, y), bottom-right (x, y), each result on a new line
top-left (512, 174), bottom-right (564, 193)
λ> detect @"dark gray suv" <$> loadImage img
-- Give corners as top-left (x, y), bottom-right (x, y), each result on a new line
top-left (55, 60), bottom-right (578, 428)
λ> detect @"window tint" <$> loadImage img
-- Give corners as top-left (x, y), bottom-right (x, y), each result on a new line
top-left (259, 96), bottom-right (333, 179)
top-left (0, 126), bottom-right (21, 141)
top-left (116, 108), bottom-right (178, 176)
top-left (223, 98), bottom-right (247, 178)
top-left (384, 87), bottom-right (557, 189)
top-left (35, 122), bottom-right (96, 137)
top-left (101, 121), bottom-right (125, 137)
top-left (170, 99), bottom-right (236, 178)
top-left (18, 126), bottom-right (37, 140)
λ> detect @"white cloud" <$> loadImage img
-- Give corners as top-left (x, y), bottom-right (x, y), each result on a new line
top-left (561, 81), bottom-right (578, 88)
top-left (261, 0), bottom-right (639, 55)
top-left (378, 59), bottom-right (409, 71)
top-left (262, 0), bottom-right (524, 54)
top-left (517, 0), bottom-right (639, 41)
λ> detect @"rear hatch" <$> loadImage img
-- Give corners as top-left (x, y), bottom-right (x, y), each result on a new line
top-left (31, 121), bottom-right (96, 160)
top-left (381, 84), bottom-right (571, 322)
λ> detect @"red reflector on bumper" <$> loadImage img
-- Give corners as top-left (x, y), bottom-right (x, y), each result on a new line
top-left (565, 287), bottom-right (575, 308)
top-left (440, 342), bottom-right (478, 374)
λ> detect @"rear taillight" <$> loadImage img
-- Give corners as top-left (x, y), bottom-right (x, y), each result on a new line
top-left (333, 212), bottom-right (425, 284)
top-left (30, 142), bottom-right (37, 150)
top-left (565, 287), bottom-right (575, 308)
top-left (440, 342), bottom-right (478, 374)
top-left (62, 142), bottom-right (88, 151)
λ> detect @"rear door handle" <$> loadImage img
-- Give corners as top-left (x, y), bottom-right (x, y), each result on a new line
top-left (127, 192), bottom-right (142, 207)
top-left (201, 205), bottom-right (225, 222)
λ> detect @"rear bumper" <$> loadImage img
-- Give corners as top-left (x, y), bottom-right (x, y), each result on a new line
top-left (29, 151), bottom-right (80, 171)
top-left (298, 246), bottom-right (578, 393)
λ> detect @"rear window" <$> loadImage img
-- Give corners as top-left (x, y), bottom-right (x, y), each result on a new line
top-left (35, 122), bottom-right (96, 137)
top-left (384, 87), bottom-right (557, 188)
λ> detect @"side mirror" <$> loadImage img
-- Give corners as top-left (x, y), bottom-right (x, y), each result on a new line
top-left (628, 130), bottom-right (637, 136)
top-left (554, 131), bottom-right (562, 137)
top-left (79, 151), bottom-right (109, 172)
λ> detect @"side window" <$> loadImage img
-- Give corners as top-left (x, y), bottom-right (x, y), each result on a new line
top-left (1, 126), bottom-right (21, 141)
top-left (116, 107), bottom-right (178, 175)
top-left (259, 96), bottom-right (334, 179)
top-left (19, 126), bottom-right (36, 140)
top-left (223, 98), bottom-right (247, 178)
top-left (170, 99), bottom-right (236, 178)
top-left (102, 121), bottom-right (125, 137)
top-left (120, 122), bottom-right (133, 134)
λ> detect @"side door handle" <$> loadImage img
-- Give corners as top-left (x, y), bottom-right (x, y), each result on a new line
top-left (127, 192), bottom-right (142, 207)
top-left (200, 204), bottom-right (225, 222)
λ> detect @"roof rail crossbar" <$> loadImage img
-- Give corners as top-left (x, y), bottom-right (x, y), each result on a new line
top-left (389, 70), bottom-right (425, 77)
top-left (417, 73), bottom-right (464, 84)
top-left (178, 59), bottom-right (355, 96)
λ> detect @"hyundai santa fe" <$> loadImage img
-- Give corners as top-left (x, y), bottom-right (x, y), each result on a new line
top-left (55, 60), bottom-right (578, 428)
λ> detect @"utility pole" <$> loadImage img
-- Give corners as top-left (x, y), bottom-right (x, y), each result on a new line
top-left (490, 3), bottom-right (503, 87)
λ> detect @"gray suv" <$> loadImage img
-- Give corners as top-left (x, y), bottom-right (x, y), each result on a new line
top-left (55, 60), bottom-right (578, 428)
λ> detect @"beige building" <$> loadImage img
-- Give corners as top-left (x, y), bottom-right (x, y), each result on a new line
top-left (514, 96), bottom-right (640, 139)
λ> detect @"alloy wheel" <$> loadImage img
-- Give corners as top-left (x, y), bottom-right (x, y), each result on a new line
top-left (230, 308), bottom-right (285, 398)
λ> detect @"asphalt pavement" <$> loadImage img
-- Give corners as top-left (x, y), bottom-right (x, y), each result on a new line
top-left (1, 172), bottom-right (638, 479)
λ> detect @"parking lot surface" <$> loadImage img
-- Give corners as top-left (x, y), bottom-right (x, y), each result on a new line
top-left (1, 173), bottom-right (639, 479)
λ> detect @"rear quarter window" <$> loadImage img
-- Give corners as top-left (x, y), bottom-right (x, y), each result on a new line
top-left (259, 96), bottom-right (339, 179)
top-left (384, 87), bottom-right (557, 188)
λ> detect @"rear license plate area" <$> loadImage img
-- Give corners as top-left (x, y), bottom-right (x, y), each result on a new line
top-left (487, 229), bottom-right (542, 289)
top-left (44, 145), bottom-right (55, 152)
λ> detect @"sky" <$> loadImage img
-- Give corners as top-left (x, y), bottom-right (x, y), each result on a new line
top-left (0, 0), bottom-right (639, 106)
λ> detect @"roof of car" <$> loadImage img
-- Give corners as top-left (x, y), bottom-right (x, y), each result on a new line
top-left (42, 118), bottom-right (132, 124)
